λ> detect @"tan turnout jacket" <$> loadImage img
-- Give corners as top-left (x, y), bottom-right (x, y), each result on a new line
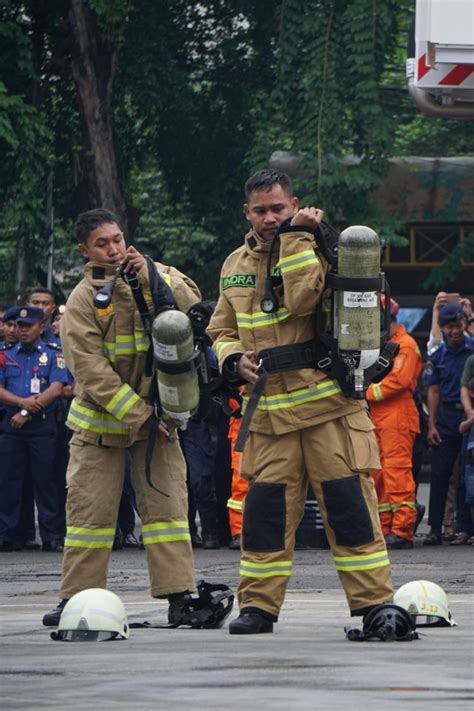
top-left (207, 226), bottom-right (365, 435)
top-left (61, 260), bottom-right (200, 447)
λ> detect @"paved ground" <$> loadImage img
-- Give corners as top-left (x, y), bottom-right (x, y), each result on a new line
top-left (1, 486), bottom-right (473, 710)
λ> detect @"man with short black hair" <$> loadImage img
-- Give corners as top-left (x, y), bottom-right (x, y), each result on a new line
top-left (28, 288), bottom-right (57, 344)
top-left (42, 208), bottom-right (201, 628)
top-left (423, 303), bottom-right (474, 545)
top-left (208, 169), bottom-right (393, 634)
top-left (0, 306), bottom-right (68, 551)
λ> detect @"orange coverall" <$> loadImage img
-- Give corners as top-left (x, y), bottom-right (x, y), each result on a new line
top-left (367, 324), bottom-right (423, 541)
top-left (227, 416), bottom-right (248, 536)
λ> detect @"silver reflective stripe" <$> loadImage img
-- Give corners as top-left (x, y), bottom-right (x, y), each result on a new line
top-left (142, 527), bottom-right (189, 539)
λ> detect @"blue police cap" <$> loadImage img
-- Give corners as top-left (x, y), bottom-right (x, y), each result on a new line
top-left (2, 306), bottom-right (19, 322)
top-left (438, 302), bottom-right (465, 326)
top-left (15, 306), bottom-right (44, 324)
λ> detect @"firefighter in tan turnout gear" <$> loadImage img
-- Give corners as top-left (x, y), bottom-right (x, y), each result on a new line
top-left (43, 208), bottom-right (200, 627)
top-left (207, 170), bottom-right (393, 634)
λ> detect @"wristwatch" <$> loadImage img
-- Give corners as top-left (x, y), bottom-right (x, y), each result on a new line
top-left (20, 408), bottom-right (29, 417)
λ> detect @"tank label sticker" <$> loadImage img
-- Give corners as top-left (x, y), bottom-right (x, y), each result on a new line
top-left (222, 273), bottom-right (257, 290)
top-left (343, 291), bottom-right (377, 308)
top-left (160, 384), bottom-right (180, 406)
top-left (154, 342), bottom-right (178, 361)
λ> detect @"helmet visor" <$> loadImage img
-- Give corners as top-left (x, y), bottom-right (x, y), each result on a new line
top-left (51, 630), bottom-right (121, 642)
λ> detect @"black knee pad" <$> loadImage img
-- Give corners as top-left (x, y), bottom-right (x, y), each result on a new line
top-left (322, 475), bottom-right (373, 547)
top-left (243, 483), bottom-right (286, 552)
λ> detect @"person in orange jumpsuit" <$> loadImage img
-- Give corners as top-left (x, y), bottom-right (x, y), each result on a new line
top-left (366, 297), bottom-right (423, 549)
top-left (227, 415), bottom-right (249, 549)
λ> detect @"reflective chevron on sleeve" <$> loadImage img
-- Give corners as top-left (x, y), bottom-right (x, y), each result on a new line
top-left (65, 526), bottom-right (115, 549)
top-left (240, 560), bottom-right (293, 578)
top-left (333, 550), bottom-right (390, 572)
top-left (141, 520), bottom-right (191, 545)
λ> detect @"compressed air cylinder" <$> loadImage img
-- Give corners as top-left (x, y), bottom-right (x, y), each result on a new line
top-left (152, 310), bottom-right (200, 428)
top-left (336, 226), bottom-right (381, 392)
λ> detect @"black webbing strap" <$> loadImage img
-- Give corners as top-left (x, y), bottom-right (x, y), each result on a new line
top-left (257, 340), bottom-right (317, 374)
top-left (234, 368), bottom-right (268, 453)
top-left (325, 273), bottom-right (385, 291)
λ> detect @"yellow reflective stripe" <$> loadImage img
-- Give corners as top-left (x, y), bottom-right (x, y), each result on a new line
top-left (142, 520), bottom-right (190, 545)
top-left (236, 308), bottom-right (313, 329)
top-left (105, 384), bottom-right (140, 420)
top-left (333, 550), bottom-right (390, 572)
top-left (214, 340), bottom-right (244, 359)
top-left (227, 498), bottom-right (243, 511)
top-left (240, 560), bottom-right (293, 578)
top-left (159, 272), bottom-right (172, 286)
top-left (279, 250), bottom-right (319, 274)
top-left (243, 380), bottom-right (341, 412)
top-left (67, 400), bottom-right (130, 435)
top-left (372, 383), bottom-right (384, 401)
top-left (378, 503), bottom-right (392, 513)
top-left (391, 501), bottom-right (417, 511)
top-left (134, 331), bottom-right (149, 352)
top-left (65, 526), bottom-right (115, 549)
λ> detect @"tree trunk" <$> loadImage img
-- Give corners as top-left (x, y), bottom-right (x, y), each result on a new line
top-left (68, 0), bottom-right (129, 234)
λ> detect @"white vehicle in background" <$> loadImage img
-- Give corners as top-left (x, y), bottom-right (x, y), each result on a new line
top-left (406, 0), bottom-right (474, 118)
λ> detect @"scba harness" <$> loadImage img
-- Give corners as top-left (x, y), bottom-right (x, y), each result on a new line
top-left (259, 220), bottom-right (399, 398)
top-left (93, 256), bottom-right (241, 492)
top-left (129, 581), bottom-right (235, 630)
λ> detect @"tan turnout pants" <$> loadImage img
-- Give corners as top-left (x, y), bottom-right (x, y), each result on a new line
top-left (60, 431), bottom-right (195, 599)
top-left (238, 409), bottom-right (393, 618)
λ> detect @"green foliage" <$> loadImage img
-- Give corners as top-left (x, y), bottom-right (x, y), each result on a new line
top-left (0, 0), bottom-right (472, 303)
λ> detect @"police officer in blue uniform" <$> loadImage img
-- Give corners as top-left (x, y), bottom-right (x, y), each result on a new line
top-left (423, 302), bottom-right (474, 545)
top-left (0, 306), bottom-right (69, 551)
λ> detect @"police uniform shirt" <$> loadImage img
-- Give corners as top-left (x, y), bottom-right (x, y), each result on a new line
top-left (424, 336), bottom-right (474, 403)
top-left (0, 339), bottom-right (69, 413)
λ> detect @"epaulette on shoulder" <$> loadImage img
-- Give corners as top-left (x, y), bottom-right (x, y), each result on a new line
top-left (47, 342), bottom-right (62, 351)
top-left (1, 343), bottom-right (15, 351)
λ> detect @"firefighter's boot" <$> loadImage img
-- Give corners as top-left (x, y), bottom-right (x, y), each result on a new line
top-left (42, 599), bottom-right (69, 627)
top-left (229, 608), bottom-right (274, 635)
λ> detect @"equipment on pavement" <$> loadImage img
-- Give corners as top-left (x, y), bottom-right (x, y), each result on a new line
top-left (394, 580), bottom-right (456, 627)
top-left (50, 588), bottom-right (129, 641)
top-left (345, 602), bottom-right (419, 642)
top-left (129, 581), bottom-right (234, 630)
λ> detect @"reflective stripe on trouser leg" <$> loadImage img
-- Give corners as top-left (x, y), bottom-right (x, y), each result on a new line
top-left (130, 436), bottom-right (195, 597)
top-left (237, 429), bottom-right (307, 618)
top-left (60, 435), bottom-right (126, 598)
top-left (302, 413), bottom-right (393, 613)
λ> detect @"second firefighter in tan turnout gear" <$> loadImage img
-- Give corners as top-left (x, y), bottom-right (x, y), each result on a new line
top-left (208, 169), bottom-right (393, 634)
top-left (43, 208), bottom-right (200, 627)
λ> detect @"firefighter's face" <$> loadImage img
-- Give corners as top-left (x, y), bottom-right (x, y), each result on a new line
top-left (244, 185), bottom-right (299, 241)
top-left (79, 222), bottom-right (127, 266)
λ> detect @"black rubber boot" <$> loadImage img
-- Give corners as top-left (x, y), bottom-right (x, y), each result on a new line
top-left (42, 599), bottom-right (68, 627)
top-left (167, 592), bottom-right (192, 625)
top-left (229, 608), bottom-right (275, 635)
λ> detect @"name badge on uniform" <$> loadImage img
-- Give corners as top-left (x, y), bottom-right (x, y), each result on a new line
top-left (30, 376), bottom-right (40, 394)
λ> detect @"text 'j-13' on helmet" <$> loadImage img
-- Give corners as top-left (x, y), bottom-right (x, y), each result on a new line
top-left (394, 580), bottom-right (456, 627)
top-left (51, 588), bottom-right (129, 642)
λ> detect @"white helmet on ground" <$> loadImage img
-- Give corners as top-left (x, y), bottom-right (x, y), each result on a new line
top-left (394, 580), bottom-right (456, 627)
top-left (51, 588), bottom-right (129, 641)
